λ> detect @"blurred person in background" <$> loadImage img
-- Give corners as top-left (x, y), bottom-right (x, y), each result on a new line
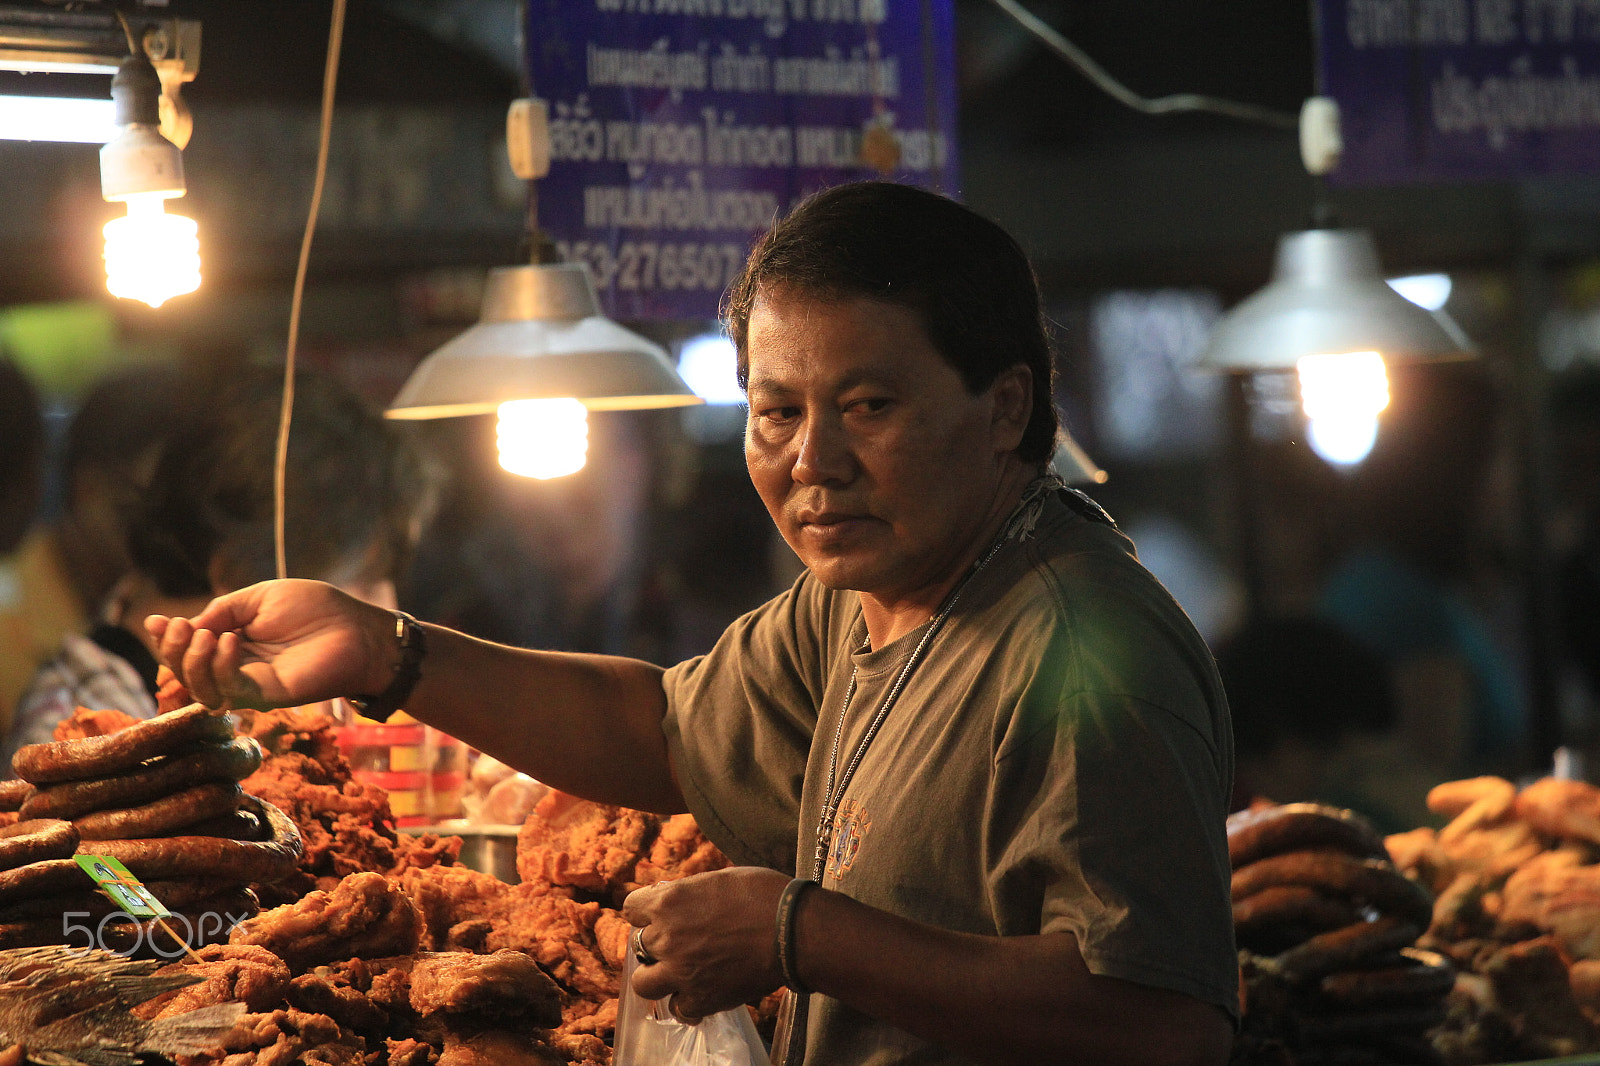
top-left (1316, 360), bottom-right (1528, 797)
top-left (3, 366), bottom-right (434, 765)
top-left (0, 357), bottom-right (45, 558)
top-left (0, 364), bottom-right (187, 738)
top-left (1218, 615), bottom-right (1410, 831)
top-left (1548, 368), bottom-right (1600, 743)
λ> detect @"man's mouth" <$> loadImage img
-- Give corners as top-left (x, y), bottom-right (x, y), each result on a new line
top-left (795, 511), bottom-right (875, 544)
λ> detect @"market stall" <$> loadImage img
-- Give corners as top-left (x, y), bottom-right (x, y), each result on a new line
top-left (0, 697), bottom-right (757, 1066)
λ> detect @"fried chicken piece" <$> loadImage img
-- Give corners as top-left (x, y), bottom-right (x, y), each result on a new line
top-left (363, 959), bottom-right (416, 1018)
top-left (1498, 849), bottom-right (1600, 957)
top-left (230, 871), bottom-right (423, 970)
top-left (484, 885), bottom-right (618, 1000)
top-left (241, 754), bottom-right (399, 906)
top-left (549, 1033), bottom-right (609, 1064)
top-left (1430, 776), bottom-right (1517, 820)
top-left (408, 949), bottom-right (562, 1028)
top-left (398, 865), bottom-right (516, 950)
top-left (134, 944), bottom-right (293, 1020)
top-left (556, 997), bottom-right (617, 1044)
top-left (628, 813), bottom-right (731, 891)
top-left (437, 1030), bottom-right (565, 1066)
top-left (592, 911), bottom-right (632, 971)
top-left (1482, 936), bottom-right (1597, 1058)
top-left (52, 706), bottom-right (141, 740)
top-left (1572, 958), bottom-right (1600, 1026)
top-left (1385, 826), bottom-right (1449, 893)
top-left (516, 791), bottom-right (658, 894)
top-left (207, 1008), bottom-right (357, 1066)
top-left (156, 665), bottom-right (191, 714)
top-left (1517, 777), bottom-right (1600, 848)
top-left (393, 832), bottom-right (462, 876)
top-left (287, 970), bottom-right (389, 1036)
top-left (386, 1037), bottom-right (438, 1066)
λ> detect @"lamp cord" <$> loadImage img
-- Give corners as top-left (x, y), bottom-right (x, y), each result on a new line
top-left (985, 0), bottom-right (1299, 130)
top-left (274, 0), bottom-right (348, 581)
top-left (110, 7), bottom-right (139, 56)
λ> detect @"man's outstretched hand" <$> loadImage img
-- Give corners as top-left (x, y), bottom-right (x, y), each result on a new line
top-left (147, 579), bottom-right (392, 711)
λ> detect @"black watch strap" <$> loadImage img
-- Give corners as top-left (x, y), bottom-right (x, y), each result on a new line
top-left (348, 610), bottom-right (426, 723)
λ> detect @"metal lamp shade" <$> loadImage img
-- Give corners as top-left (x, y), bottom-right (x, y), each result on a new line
top-left (1197, 228), bottom-right (1474, 372)
top-left (387, 263), bottom-right (703, 419)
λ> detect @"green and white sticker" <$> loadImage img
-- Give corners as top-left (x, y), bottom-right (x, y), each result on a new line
top-left (75, 855), bottom-right (171, 918)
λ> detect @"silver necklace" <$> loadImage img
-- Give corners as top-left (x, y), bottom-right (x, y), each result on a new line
top-left (809, 530), bottom-right (1012, 882)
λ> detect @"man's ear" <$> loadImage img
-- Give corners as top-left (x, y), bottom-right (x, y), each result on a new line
top-left (990, 364), bottom-right (1032, 452)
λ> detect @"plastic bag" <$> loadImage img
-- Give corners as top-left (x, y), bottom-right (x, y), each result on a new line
top-left (613, 946), bottom-right (768, 1066)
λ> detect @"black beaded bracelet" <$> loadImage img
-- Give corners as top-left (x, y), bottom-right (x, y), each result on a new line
top-left (775, 877), bottom-right (817, 996)
top-left (348, 610), bottom-right (425, 723)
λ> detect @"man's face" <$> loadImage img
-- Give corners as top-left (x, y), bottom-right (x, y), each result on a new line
top-left (743, 288), bottom-right (1028, 607)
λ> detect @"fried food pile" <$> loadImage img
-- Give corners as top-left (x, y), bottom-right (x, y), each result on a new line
top-left (1383, 775), bottom-right (1600, 1063)
top-left (1229, 801), bottom-right (1451, 1066)
top-left (235, 708), bottom-right (461, 907)
top-left (139, 789), bottom-right (733, 1066)
top-left (3, 693), bottom-right (736, 1065)
top-left (0, 706), bottom-right (303, 951)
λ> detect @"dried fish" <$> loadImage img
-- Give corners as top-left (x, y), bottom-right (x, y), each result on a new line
top-left (0, 945), bottom-right (242, 1066)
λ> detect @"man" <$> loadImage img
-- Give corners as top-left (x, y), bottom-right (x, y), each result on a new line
top-left (151, 182), bottom-right (1237, 1065)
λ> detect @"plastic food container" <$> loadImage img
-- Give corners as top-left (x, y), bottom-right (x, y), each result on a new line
top-left (335, 719), bottom-right (430, 826)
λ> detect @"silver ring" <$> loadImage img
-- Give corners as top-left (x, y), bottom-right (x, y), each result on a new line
top-left (631, 925), bottom-right (659, 967)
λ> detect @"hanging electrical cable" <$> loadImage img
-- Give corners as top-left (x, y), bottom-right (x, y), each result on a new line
top-left (985, 0), bottom-right (1299, 130)
top-left (274, 0), bottom-right (348, 580)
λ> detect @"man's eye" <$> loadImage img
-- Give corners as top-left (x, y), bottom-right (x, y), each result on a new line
top-left (758, 406), bottom-right (800, 424)
top-left (847, 397), bottom-right (892, 414)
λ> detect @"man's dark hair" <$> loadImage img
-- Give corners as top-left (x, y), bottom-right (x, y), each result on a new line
top-left (723, 181), bottom-right (1059, 464)
top-left (126, 367), bottom-right (433, 598)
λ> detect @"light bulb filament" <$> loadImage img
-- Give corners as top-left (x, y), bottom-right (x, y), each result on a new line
top-left (102, 193), bottom-right (201, 308)
top-left (497, 398), bottom-right (589, 479)
top-left (1298, 351), bottom-right (1389, 466)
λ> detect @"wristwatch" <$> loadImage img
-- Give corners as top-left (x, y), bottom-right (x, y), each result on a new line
top-left (348, 610), bottom-right (426, 723)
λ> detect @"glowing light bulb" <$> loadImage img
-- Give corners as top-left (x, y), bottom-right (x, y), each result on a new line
top-left (103, 194), bottom-right (200, 308)
top-left (497, 398), bottom-right (589, 479)
top-left (1297, 351), bottom-right (1390, 467)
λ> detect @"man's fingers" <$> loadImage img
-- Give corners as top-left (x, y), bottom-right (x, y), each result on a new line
top-left (180, 624), bottom-right (225, 708)
top-left (620, 882), bottom-right (667, 925)
top-left (187, 592), bottom-right (257, 634)
top-left (629, 958), bottom-right (672, 1001)
top-left (668, 994), bottom-right (703, 1025)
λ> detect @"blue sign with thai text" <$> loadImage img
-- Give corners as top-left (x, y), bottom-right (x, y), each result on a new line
top-left (526, 0), bottom-right (959, 321)
top-left (1317, 0), bottom-right (1600, 185)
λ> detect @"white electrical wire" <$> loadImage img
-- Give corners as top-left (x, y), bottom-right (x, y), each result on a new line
top-left (986, 0), bottom-right (1299, 130)
top-left (274, 0), bottom-right (348, 580)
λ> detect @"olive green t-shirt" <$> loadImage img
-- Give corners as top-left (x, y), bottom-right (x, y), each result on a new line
top-left (662, 491), bottom-right (1239, 1064)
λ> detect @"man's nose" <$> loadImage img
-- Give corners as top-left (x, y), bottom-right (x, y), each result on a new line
top-left (793, 416), bottom-right (854, 485)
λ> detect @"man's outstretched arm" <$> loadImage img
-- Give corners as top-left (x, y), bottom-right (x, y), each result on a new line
top-left (149, 578), bottom-right (684, 813)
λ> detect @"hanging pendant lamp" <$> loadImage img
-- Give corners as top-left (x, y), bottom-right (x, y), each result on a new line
top-left (1196, 226), bottom-right (1473, 373)
top-left (387, 261), bottom-right (702, 419)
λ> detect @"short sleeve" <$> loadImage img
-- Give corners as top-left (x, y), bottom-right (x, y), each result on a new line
top-left (984, 580), bottom-right (1240, 1017)
top-left (661, 575), bottom-right (845, 873)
